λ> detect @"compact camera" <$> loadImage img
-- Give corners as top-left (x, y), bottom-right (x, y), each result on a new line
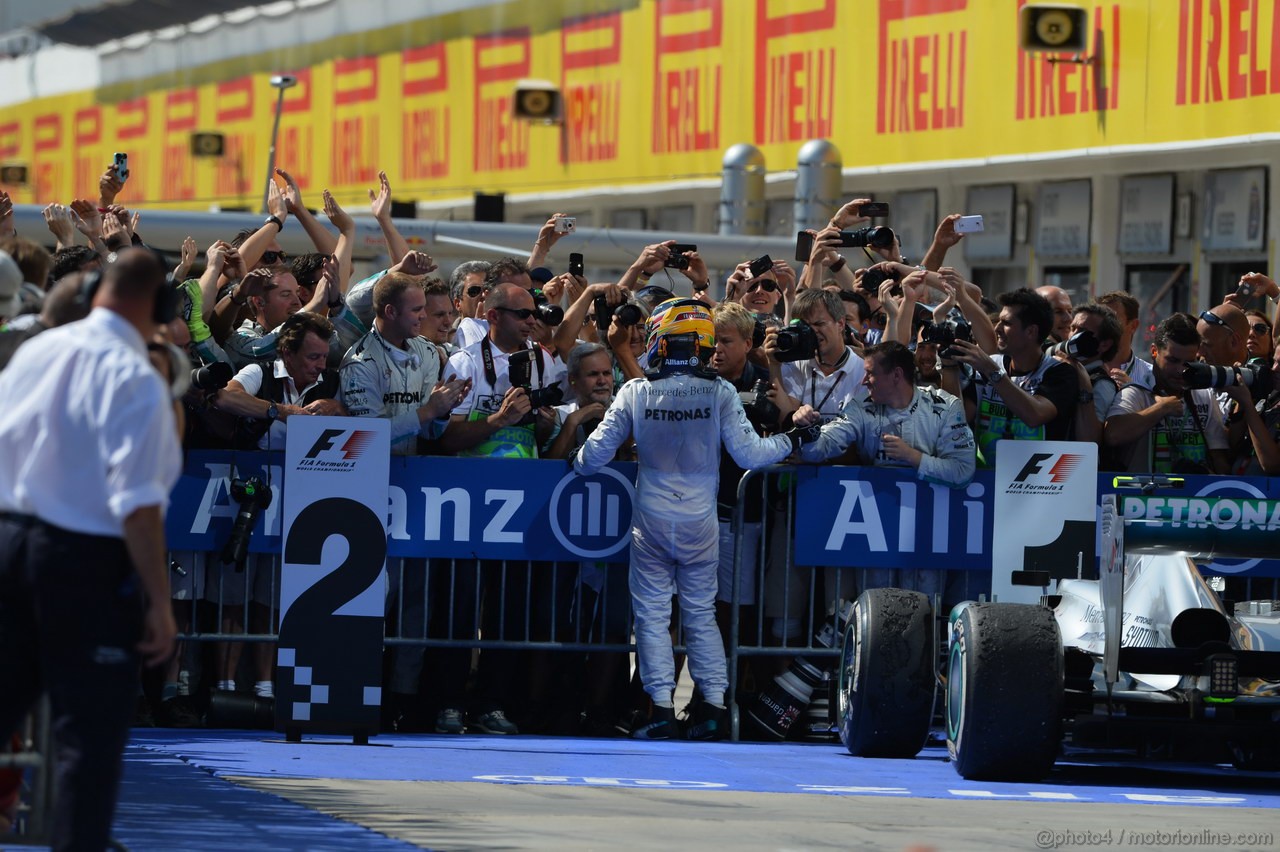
top-left (555, 217), bottom-right (576, 234)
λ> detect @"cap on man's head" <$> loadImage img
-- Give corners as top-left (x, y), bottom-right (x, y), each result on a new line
top-left (529, 266), bottom-right (555, 286)
top-left (0, 250), bottom-right (22, 319)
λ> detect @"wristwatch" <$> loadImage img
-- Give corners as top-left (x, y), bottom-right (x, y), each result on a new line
top-left (266, 402), bottom-right (279, 421)
top-left (988, 367), bottom-right (1008, 384)
top-left (692, 281), bottom-right (709, 293)
top-left (265, 214), bottom-right (284, 232)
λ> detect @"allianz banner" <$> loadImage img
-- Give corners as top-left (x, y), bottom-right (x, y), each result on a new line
top-left (167, 451), bottom-right (638, 563)
top-left (165, 453), bottom-right (1280, 577)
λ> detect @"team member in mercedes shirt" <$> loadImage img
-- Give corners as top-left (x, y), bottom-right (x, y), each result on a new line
top-left (575, 298), bottom-right (821, 741)
top-left (339, 272), bottom-right (470, 455)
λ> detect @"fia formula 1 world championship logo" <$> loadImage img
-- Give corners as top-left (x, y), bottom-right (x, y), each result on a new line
top-left (297, 428), bottom-right (377, 472)
top-left (549, 467), bottom-right (636, 559)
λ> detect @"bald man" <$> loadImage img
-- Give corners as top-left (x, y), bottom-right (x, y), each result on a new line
top-left (1036, 285), bottom-right (1073, 344)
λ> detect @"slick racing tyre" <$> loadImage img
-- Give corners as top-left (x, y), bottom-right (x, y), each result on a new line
top-left (946, 603), bottom-right (1063, 781)
top-left (837, 588), bottom-right (935, 758)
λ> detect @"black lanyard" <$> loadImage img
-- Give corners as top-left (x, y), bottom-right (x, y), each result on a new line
top-left (809, 348), bottom-right (849, 413)
top-left (480, 336), bottom-right (543, 388)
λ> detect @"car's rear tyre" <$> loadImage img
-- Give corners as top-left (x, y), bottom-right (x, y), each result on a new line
top-left (837, 588), bottom-right (935, 758)
top-left (946, 603), bottom-right (1063, 780)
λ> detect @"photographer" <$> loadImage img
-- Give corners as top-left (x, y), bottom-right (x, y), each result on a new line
top-left (765, 288), bottom-right (868, 426)
top-left (948, 288), bottom-right (1078, 467)
top-left (544, 342), bottom-right (615, 460)
top-left (1225, 342), bottom-right (1280, 475)
top-left (1103, 313), bottom-right (1229, 474)
top-left (726, 256), bottom-right (796, 326)
top-left (1050, 303), bottom-right (1123, 446)
top-left (214, 312), bottom-right (344, 449)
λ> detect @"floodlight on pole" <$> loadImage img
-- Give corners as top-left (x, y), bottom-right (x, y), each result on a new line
top-left (263, 74), bottom-right (298, 214)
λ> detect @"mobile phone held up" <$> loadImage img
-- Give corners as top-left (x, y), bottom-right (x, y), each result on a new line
top-left (113, 152), bottom-right (129, 183)
top-left (860, 202), bottom-right (889, 218)
top-left (954, 214), bottom-right (984, 234)
top-left (569, 252), bottom-right (584, 277)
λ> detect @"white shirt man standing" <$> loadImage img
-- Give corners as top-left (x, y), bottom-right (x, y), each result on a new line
top-left (0, 249), bottom-right (182, 850)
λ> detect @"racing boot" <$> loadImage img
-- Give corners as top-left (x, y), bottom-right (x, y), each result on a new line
top-left (631, 705), bottom-right (679, 740)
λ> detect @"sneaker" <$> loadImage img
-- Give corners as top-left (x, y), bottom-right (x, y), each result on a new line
top-left (472, 709), bottom-right (519, 735)
top-left (435, 708), bottom-right (466, 735)
top-left (685, 702), bottom-right (727, 741)
top-left (632, 706), bottom-right (678, 740)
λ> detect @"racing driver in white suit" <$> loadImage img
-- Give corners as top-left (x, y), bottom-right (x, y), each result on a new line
top-left (574, 298), bottom-right (820, 740)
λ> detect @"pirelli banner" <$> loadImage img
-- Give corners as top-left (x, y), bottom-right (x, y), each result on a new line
top-left (166, 451), bottom-right (1280, 577)
top-left (4, 0), bottom-right (1280, 208)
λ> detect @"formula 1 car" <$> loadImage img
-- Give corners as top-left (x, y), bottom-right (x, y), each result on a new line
top-left (836, 487), bottom-right (1280, 781)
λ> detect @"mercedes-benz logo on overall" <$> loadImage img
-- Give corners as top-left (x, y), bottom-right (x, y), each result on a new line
top-left (297, 429), bottom-right (376, 472)
top-left (549, 467), bottom-right (635, 558)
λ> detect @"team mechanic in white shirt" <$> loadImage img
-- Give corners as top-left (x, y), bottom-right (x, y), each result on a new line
top-left (0, 249), bottom-right (182, 850)
top-left (575, 299), bottom-right (821, 741)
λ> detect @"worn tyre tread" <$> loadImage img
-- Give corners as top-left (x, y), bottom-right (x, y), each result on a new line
top-left (947, 603), bottom-right (1063, 781)
top-left (839, 588), bottom-right (935, 758)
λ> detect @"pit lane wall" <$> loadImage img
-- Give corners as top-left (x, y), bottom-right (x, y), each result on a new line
top-left (0, 0), bottom-right (1276, 208)
top-left (166, 452), bottom-right (1280, 578)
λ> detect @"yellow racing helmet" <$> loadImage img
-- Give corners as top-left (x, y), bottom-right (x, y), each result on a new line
top-left (644, 298), bottom-right (716, 376)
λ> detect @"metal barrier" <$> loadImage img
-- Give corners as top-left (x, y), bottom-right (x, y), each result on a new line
top-left (165, 465), bottom-right (1280, 740)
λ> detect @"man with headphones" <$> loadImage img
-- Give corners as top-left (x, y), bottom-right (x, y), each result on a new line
top-left (574, 298), bottom-right (822, 741)
top-left (0, 248), bottom-right (182, 849)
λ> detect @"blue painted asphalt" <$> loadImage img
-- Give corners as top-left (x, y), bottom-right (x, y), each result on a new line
top-left (113, 744), bottom-right (421, 852)
top-left (127, 729), bottom-right (1280, 810)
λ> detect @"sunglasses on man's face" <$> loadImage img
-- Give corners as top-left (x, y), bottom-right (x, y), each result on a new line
top-left (495, 306), bottom-right (536, 320)
top-left (744, 279), bottom-right (778, 293)
top-left (1250, 322), bottom-right (1272, 336)
top-left (261, 250), bottom-right (289, 264)
top-left (871, 312), bottom-right (887, 327)
top-left (465, 285), bottom-right (487, 299)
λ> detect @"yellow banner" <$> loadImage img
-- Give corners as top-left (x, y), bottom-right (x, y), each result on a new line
top-left (1, 0), bottom-right (1277, 210)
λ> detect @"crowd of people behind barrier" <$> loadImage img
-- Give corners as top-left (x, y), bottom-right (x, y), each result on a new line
top-left (2, 157), bottom-right (1279, 744)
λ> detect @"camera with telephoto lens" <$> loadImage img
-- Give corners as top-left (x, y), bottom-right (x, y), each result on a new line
top-left (740, 379), bottom-right (780, 430)
top-left (594, 295), bottom-right (644, 331)
top-left (1182, 361), bottom-right (1274, 396)
top-left (920, 318), bottom-right (974, 359)
top-left (847, 225), bottom-right (896, 249)
top-left (508, 349), bottom-right (565, 425)
top-left (191, 361), bottom-right (233, 393)
top-left (531, 288), bottom-right (564, 326)
top-left (774, 319), bottom-right (819, 363)
top-left (220, 476), bottom-right (272, 571)
top-left (1051, 329), bottom-right (1100, 360)
top-left (746, 601), bottom-right (854, 740)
